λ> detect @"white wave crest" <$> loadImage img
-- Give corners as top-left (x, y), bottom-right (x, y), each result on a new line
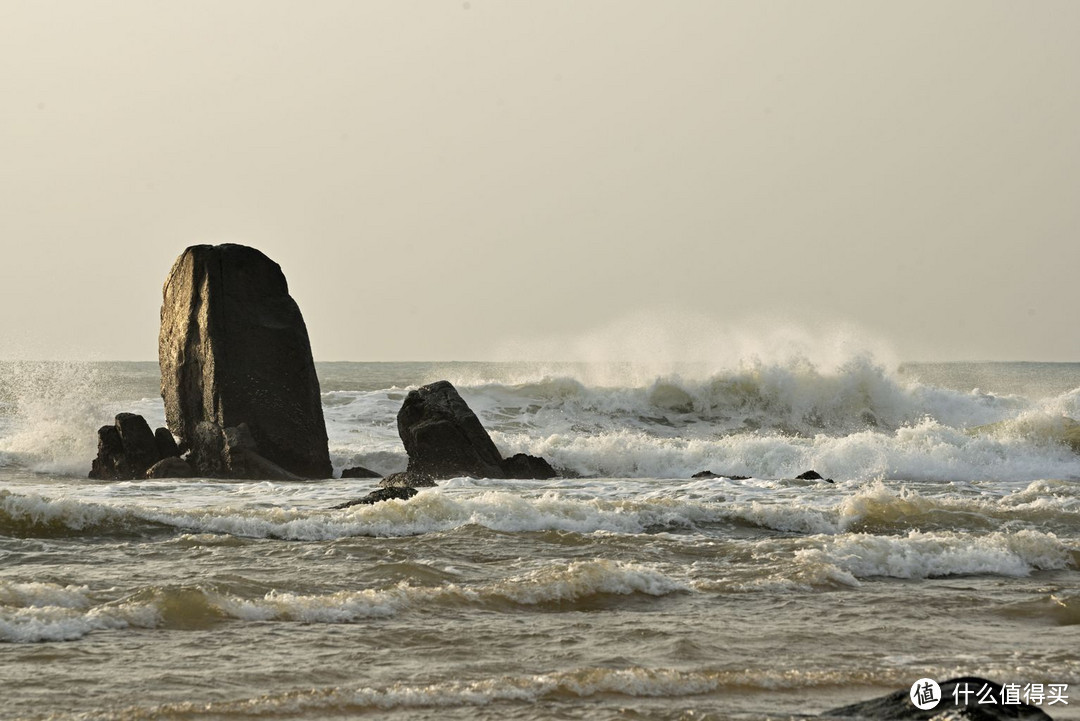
top-left (794, 529), bottom-right (1075, 586)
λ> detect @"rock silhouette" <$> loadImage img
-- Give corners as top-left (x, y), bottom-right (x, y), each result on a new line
top-left (89, 413), bottom-right (183, 480)
top-left (382, 380), bottom-right (556, 488)
top-left (158, 244), bottom-right (331, 479)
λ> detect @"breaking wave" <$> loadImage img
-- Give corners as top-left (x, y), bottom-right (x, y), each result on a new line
top-left (0, 560), bottom-right (686, 643)
top-left (3, 478), bottom-right (1077, 542)
top-left (3, 359), bottom-right (1079, 483)
top-left (53, 666), bottom-right (898, 719)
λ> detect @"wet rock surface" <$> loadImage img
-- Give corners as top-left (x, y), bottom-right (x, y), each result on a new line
top-left (384, 380), bottom-right (558, 488)
top-left (158, 244), bottom-right (331, 479)
top-left (90, 414), bottom-right (183, 480)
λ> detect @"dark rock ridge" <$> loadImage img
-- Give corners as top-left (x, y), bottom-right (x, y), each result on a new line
top-left (795, 469), bottom-right (834, 483)
top-left (331, 486), bottom-right (418, 509)
top-left (341, 466), bottom-right (382, 479)
top-left (691, 470), bottom-right (750, 480)
top-left (381, 380), bottom-right (556, 488)
top-left (824, 677), bottom-right (1052, 720)
top-left (89, 413), bottom-right (185, 480)
top-left (159, 244), bottom-right (331, 479)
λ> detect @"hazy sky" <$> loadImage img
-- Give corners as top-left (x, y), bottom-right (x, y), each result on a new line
top-left (2, 1), bottom-right (1078, 363)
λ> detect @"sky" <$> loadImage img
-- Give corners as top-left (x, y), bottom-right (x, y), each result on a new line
top-left (1, 1), bottom-right (1078, 363)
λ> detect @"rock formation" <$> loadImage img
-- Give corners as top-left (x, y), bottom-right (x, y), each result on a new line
top-left (331, 486), bottom-right (418, 509)
top-left (381, 380), bottom-right (556, 488)
top-left (158, 244), bottom-right (331, 479)
top-left (146, 456), bottom-right (194, 479)
top-left (89, 413), bottom-right (185, 480)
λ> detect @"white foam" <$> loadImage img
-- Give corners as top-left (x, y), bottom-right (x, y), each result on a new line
top-left (0, 597), bottom-right (160, 643)
top-left (794, 529), bottom-right (1074, 584)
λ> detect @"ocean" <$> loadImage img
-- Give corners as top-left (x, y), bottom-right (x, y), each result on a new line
top-left (0, 359), bottom-right (1077, 720)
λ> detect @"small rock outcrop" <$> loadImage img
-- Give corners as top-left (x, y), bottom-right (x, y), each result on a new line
top-left (331, 486), bottom-right (418, 509)
top-left (824, 676), bottom-right (1052, 720)
top-left (89, 414), bottom-right (184, 480)
top-left (381, 380), bottom-right (557, 488)
top-left (158, 244), bottom-right (332, 480)
top-left (691, 470), bottom-right (750, 480)
top-left (341, 466), bottom-right (382, 479)
top-left (795, 469), bottom-right (834, 483)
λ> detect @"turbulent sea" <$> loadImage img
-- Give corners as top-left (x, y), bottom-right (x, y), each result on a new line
top-left (1, 359), bottom-right (1078, 720)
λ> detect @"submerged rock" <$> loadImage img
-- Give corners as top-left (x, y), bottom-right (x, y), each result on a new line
top-left (691, 470), bottom-right (750, 480)
top-left (158, 244), bottom-right (331, 479)
top-left (331, 486), bottom-right (418, 509)
top-left (385, 380), bottom-right (558, 488)
top-left (824, 676), bottom-right (1053, 720)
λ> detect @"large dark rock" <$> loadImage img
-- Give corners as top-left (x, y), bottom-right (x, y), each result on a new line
top-left (824, 677), bottom-right (1053, 720)
top-left (89, 413), bottom-right (163, 480)
top-left (396, 380), bottom-right (504, 481)
top-left (384, 380), bottom-right (558, 488)
top-left (158, 244), bottom-right (331, 479)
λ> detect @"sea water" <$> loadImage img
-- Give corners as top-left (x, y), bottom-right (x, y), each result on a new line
top-left (0, 359), bottom-right (1077, 720)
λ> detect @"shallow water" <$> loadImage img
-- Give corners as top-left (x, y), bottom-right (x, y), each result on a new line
top-left (1, 361), bottom-right (1078, 719)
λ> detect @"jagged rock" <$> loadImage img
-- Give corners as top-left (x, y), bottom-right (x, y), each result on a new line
top-left (500, 453), bottom-right (557, 480)
top-left (379, 472), bottom-right (438, 488)
top-left (691, 470), bottom-right (750, 480)
top-left (341, 466), bottom-right (382, 479)
top-left (154, 427), bottom-right (180, 460)
top-left (115, 413), bottom-right (159, 472)
top-left (331, 486), bottom-right (418, 509)
top-left (389, 380), bottom-right (558, 487)
top-left (824, 676), bottom-right (1052, 720)
top-left (89, 413), bottom-right (163, 480)
top-left (89, 425), bottom-right (125, 480)
top-left (397, 380), bottom-right (504, 480)
top-left (159, 244), bottom-right (331, 479)
top-left (145, 457), bottom-right (195, 479)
